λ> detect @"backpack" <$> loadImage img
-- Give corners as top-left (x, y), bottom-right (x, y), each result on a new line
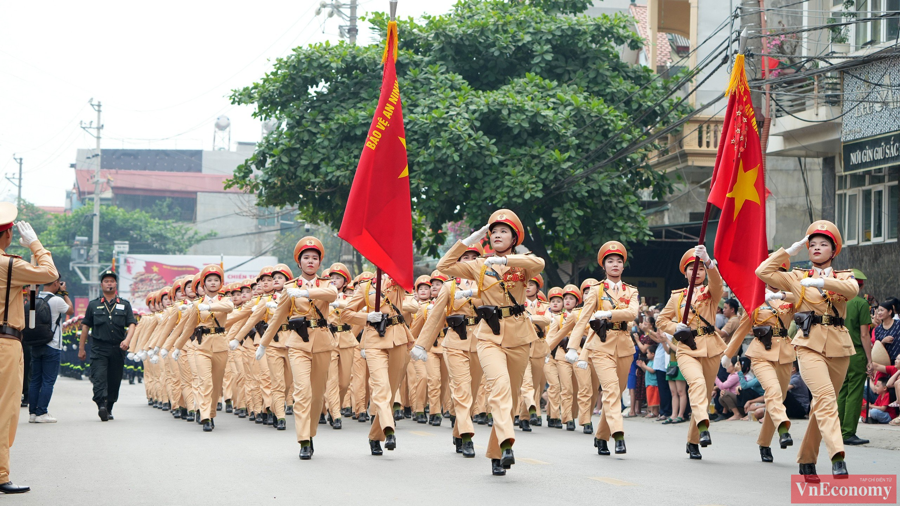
top-left (22, 294), bottom-right (62, 347)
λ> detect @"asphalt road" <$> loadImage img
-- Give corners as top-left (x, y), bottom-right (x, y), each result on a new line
top-left (8, 377), bottom-right (899, 505)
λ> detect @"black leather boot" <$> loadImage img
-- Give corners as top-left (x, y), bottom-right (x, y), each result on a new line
top-left (202, 419), bottom-right (213, 432)
top-left (285, 405), bottom-right (293, 415)
top-left (299, 444), bottom-right (312, 460)
top-left (566, 420), bottom-right (575, 431)
top-left (583, 423), bottom-right (593, 434)
top-left (500, 448), bottom-right (515, 469)
top-left (319, 413), bottom-right (327, 424)
top-left (491, 459), bottom-right (506, 476)
top-left (779, 432), bottom-right (793, 449)
top-left (276, 418), bottom-right (286, 430)
top-left (462, 440), bottom-right (475, 458)
top-left (332, 418), bottom-right (342, 430)
top-left (225, 400), bottom-right (233, 413)
top-left (832, 461), bottom-right (849, 478)
top-left (519, 418), bottom-right (531, 432)
top-left (431, 414), bottom-right (442, 427)
top-left (698, 430), bottom-right (712, 447)
top-left (597, 440), bottom-right (610, 456)
top-left (369, 440), bottom-right (383, 456)
top-left (358, 412), bottom-right (369, 422)
top-left (760, 446), bottom-right (773, 462)
top-left (216, 402), bottom-right (223, 412)
top-left (531, 413), bottom-right (541, 426)
top-left (615, 439), bottom-right (626, 454)
top-left (799, 463), bottom-right (819, 483)
top-left (385, 434), bottom-right (397, 451)
top-left (454, 437), bottom-right (462, 453)
top-left (686, 443), bottom-right (702, 460)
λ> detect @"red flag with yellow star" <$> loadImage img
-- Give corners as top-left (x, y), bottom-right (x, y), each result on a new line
top-left (338, 20), bottom-right (414, 291)
top-left (707, 54), bottom-right (767, 312)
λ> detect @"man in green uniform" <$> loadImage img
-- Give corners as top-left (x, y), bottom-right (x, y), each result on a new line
top-left (78, 270), bottom-right (137, 421)
top-left (837, 268), bottom-right (873, 445)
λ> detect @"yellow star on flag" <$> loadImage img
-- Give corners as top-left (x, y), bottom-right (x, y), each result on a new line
top-left (726, 160), bottom-right (761, 220)
top-left (398, 137), bottom-right (408, 178)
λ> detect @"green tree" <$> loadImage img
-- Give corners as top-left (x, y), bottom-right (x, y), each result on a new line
top-left (228, 0), bottom-right (690, 286)
top-left (32, 205), bottom-right (214, 298)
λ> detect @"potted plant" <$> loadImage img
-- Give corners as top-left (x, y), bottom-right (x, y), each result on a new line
top-left (828, 17), bottom-right (850, 53)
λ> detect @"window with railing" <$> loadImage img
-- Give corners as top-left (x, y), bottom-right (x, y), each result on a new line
top-left (855, 0), bottom-right (900, 49)
top-left (836, 168), bottom-right (899, 245)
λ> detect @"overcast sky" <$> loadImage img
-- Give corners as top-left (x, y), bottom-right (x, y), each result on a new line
top-left (0, 0), bottom-right (457, 207)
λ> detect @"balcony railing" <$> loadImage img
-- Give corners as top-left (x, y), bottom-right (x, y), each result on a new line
top-left (648, 115), bottom-right (725, 171)
top-left (771, 72), bottom-right (842, 118)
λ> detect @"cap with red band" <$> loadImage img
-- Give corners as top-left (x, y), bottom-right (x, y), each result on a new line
top-left (0, 202), bottom-right (17, 233)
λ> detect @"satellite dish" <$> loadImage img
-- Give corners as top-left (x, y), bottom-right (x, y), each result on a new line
top-left (215, 116), bottom-right (231, 131)
top-left (262, 119), bottom-right (280, 134)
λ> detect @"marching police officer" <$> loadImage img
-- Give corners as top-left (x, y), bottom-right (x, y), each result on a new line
top-left (0, 203), bottom-right (59, 494)
top-left (78, 269), bottom-right (137, 422)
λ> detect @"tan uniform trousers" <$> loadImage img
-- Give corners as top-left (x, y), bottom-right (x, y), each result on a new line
top-left (556, 358), bottom-right (576, 423)
top-left (0, 339), bottom-right (23, 483)
top-left (676, 353), bottom-right (720, 444)
top-left (411, 359), bottom-right (427, 413)
top-left (349, 348), bottom-right (369, 415)
top-left (750, 357), bottom-right (793, 447)
top-left (228, 348), bottom-right (245, 411)
top-left (145, 361), bottom-right (158, 401)
top-left (243, 349), bottom-right (262, 414)
top-left (543, 357), bottom-right (561, 419)
top-left (223, 351), bottom-right (234, 402)
top-left (796, 347), bottom-right (850, 463)
top-left (426, 351), bottom-right (449, 415)
top-left (366, 346), bottom-right (409, 441)
top-left (477, 341), bottom-right (529, 459)
top-left (325, 348), bottom-right (354, 417)
top-left (518, 359), bottom-right (534, 418)
top-left (195, 348), bottom-right (227, 420)
top-left (575, 363), bottom-right (599, 426)
top-left (186, 347), bottom-right (200, 411)
top-left (288, 348), bottom-right (331, 442)
top-left (518, 357), bottom-right (545, 418)
top-left (266, 346), bottom-right (291, 420)
top-left (258, 350), bottom-right (273, 412)
top-left (165, 355), bottom-right (183, 409)
top-left (589, 352), bottom-right (631, 440)
top-left (177, 351), bottom-right (195, 412)
top-left (444, 348), bottom-right (482, 438)
top-left (476, 375), bottom-right (490, 415)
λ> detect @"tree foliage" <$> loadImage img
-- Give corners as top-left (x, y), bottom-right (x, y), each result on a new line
top-left (229, 0), bottom-right (690, 285)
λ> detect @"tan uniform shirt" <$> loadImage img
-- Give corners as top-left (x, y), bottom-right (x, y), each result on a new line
top-left (756, 249), bottom-right (858, 358)
top-left (0, 241), bottom-right (58, 332)
top-left (437, 241), bottom-right (545, 348)
top-left (328, 294), bottom-right (358, 349)
top-left (527, 299), bottom-right (551, 358)
top-left (173, 295), bottom-right (234, 352)
top-left (261, 278), bottom-right (338, 352)
top-left (416, 279), bottom-right (482, 353)
top-left (658, 266), bottom-right (726, 358)
top-left (724, 292), bottom-right (798, 365)
top-left (569, 280), bottom-right (639, 358)
top-left (340, 282), bottom-right (416, 350)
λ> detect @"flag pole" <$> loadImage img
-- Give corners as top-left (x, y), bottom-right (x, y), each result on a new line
top-left (372, 0), bottom-right (398, 312)
top-left (680, 28), bottom-right (748, 325)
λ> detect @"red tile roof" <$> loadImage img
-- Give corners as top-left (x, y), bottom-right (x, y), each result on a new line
top-left (74, 169), bottom-right (244, 200)
top-left (38, 206), bottom-right (68, 215)
top-left (629, 4), bottom-right (673, 66)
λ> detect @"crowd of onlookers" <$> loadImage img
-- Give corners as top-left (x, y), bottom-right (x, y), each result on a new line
top-left (616, 293), bottom-right (900, 432)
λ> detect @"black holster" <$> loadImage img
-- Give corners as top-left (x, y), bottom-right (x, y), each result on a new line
top-left (192, 328), bottom-right (204, 346)
top-left (793, 311), bottom-right (815, 337)
top-left (752, 325), bottom-right (774, 350)
top-left (673, 327), bottom-right (697, 351)
top-left (375, 316), bottom-right (388, 337)
top-left (446, 314), bottom-right (469, 340)
top-left (589, 319), bottom-right (609, 343)
top-left (255, 321), bottom-right (271, 342)
top-left (475, 306), bottom-right (501, 335)
top-left (288, 317), bottom-right (310, 342)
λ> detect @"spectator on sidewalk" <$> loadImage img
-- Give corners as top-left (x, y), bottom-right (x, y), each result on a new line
top-left (837, 269), bottom-right (873, 446)
top-left (714, 357), bottom-right (742, 421)
top-left (717, 299), bottom-right (741, 343)
top-left (868, 378), bottom-right (897, 424)
top-left (27, 279), bottom-right (73, 423)
top-left (784, 361), bottom-right (810, 419)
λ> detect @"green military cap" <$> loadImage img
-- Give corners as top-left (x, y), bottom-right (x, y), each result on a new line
top-left (851, 268), bottom-right (866, 280)
top-left (100, 270), bottom-right (118, 282)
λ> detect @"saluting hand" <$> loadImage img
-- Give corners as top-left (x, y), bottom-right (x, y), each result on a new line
top-left (786, 235), bottom-right (810, 256)
top-left (462, 225), bottom-right (490, 247)
top-left (15, 221), bottom-right (38, 248)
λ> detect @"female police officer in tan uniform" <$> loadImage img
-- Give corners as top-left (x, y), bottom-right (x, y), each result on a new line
top-left (756, 220), bottom-right (857, 481)
top-left (657, 246), bottom-right (724, 461)
top-left (570, 241), bottom-right (639, 456)
top-left (436, 209), bottom-right (544, 476)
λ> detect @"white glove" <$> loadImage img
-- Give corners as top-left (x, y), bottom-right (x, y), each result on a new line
top-left (360, 349), bottom-right (366, 359)
top-left (151, 347), bottom-right (160, 356)
top-left (150, 355), bottom-right (159, 364)
top-left (126, 352), bottom-right (135, 361)
top-left (565, 348), bottom-right (578, 364)
top-left (545, 356), bottom-right (550, 364)
top-left (198, 304), bottom-right (210, 312)
top-left (255, 345), bottom-right (266, 361)
top-left (16, 222), bottom-right (38, 248)
top-left (330, 301), bottom-right (341, 308)
top-left (229, 339), bottom-right (239, 351)
top-left (765, 292), bottom-right (784, 302)
top-left (576, 360), bottom-right (588, 370)
top-left (484, 256), bottom-right (508, 267)
top-left (367, 312), bottom-right (383, 323)
top-left (462, 225), bottom-right (490, 247)
top-left (694, 245), bottom-right (711, 264)
top-left (179, 304), bottom-right (189, 311)
top-left (410, 345), bottom-right (427, 362)
top-left (800, 278), bottom-right (824, 288)
top-left (426, 304), bottom-right (434, 311)
top-left (159, 348), bottom-right (168, 358)
top-left (266, 301), bottom-right (277, 309)
top-left (592, 310), bottom-right (612, 320)
top-left (721, 355), bottom-right (730, 368)
top-left (455, 289), bottom-right (473, 300)
top-left (785, 235), bottom-right (809, 256)
top-left (675, 322), bottom-right (690, 333)
top-left (137, 350), bottom-right (148, 361)
top-left (171, 349), bottom-right (181, 361)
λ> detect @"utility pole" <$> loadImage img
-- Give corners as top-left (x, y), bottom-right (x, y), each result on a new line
top-left (80, 99), bottom-right (103, 299)
top-left (10, 155), bottom-right (23, 204)
top-left (316, 0), bottom-right (358, 44)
